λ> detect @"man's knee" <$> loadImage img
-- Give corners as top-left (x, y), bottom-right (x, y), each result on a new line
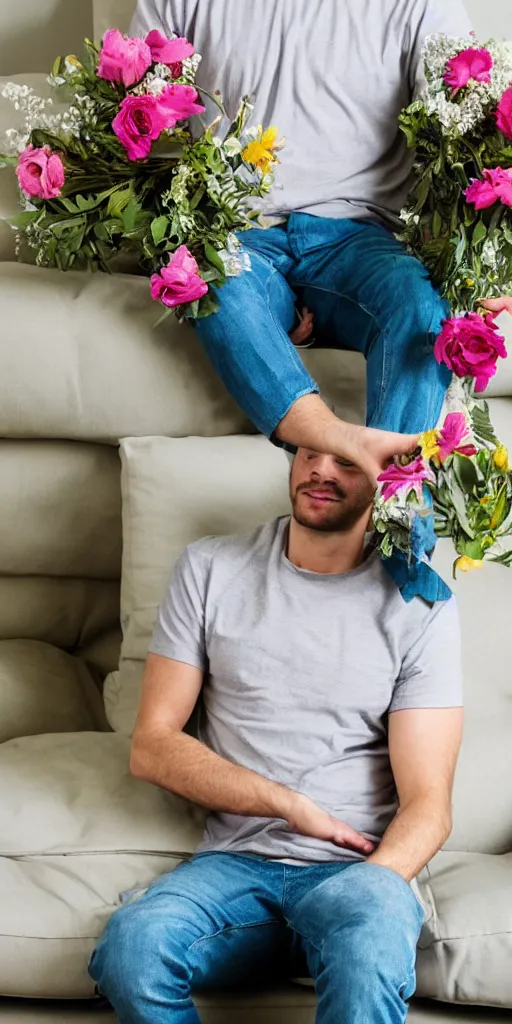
top-left (89, 899), bottom-right (191, 1006)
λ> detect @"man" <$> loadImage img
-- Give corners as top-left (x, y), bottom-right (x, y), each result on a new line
top-left (129, 0), bottom-right (473, 482)
top-left (90, 448), bottom-right (463, 1023)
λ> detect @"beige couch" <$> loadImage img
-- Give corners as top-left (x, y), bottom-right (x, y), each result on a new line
top-left (1, 2), bottom-right (512, 1022)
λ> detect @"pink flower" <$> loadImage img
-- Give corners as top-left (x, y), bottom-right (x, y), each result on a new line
top-left (144, 29), bottom-right (195, 67)
top-left (434, 313), bottom-right (507, 393)
top-left (465, 167), bottom-right (512, 210)
top-left (444, 46), bottom-right (493, 91)
top-left (112, 85), bottom-right (205, 161)
top-left (16, 144), bottom-right (65, 200)
top-left (150, 246), bottom-right (208, 308)
top-left (437, 412), bottom-right (477, 464)
top-left (112, 93), bottom-right (170, 160)
top-left (157, 83), bottom-right (205, 122)
top-left (378, 457), bottom-right (435, 503)
top-left (497, 86), bottom-right (512, 140)
top-left (98, 28), bottom-right (152, 88)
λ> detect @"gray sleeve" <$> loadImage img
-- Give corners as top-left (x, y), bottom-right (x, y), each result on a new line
top-left (130, 0), bottom-right (185, 38)
top-left (410, 0), bottom-right (474, 97)
top-left (149, 546), bottom-right (208, 669)
top-left (390, 597), bottom-right (463, 713)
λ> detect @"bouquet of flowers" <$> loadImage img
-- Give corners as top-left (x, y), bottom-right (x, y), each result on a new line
top-left (0, 28), bottom-right (283, 320)
top-left (374, 34), bottom-right (512, 578)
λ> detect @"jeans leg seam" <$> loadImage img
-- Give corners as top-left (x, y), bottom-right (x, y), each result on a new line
top-left (189, 919), bottom-right (279, 951)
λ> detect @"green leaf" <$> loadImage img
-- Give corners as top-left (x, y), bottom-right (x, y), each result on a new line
top-left (432, 210), bottom-right (443, 239)
top-left (463, 539), bottom-right (484, 560)
top-left (51, 55), bottom-right (62, 78)
top-left (453, 454), bottom-right (478, 493)
top-left (449, 478), bottom-right (475, 539)
top-left (151, 215), bottom-right (169, 246)
top-left (107, 184), bottom-right (134, 218)
top-left (472, 220), bottom-right (487, 246)
top-left (8, 210), bottom-right (40, 229)
top-left (454, 228), bottom-right (467, 267)
top-left (204, 241), bottom-right (225, 273)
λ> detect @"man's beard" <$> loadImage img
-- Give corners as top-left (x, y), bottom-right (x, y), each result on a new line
top-left (291, 482), bottom-right (373, 534)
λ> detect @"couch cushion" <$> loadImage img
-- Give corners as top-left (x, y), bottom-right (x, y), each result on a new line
top-left (105, 434), bottom-right (291, 733)
top-left (0, 441), bottom-right (121, 579)
top-left (0, 853), bottom-right (182, 999)
top-left (0, 641), bottom-right (106, 743)
top-left (0, 578), bottom-right (119, 654)
top-left (416, 851), bottom-right (512, 1008)
top-left (0, 732), bottom-right (204, 857)
top-left (0, 264), bottom-right (368, 442)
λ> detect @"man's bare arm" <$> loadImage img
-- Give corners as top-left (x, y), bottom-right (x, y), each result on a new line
top-left (368, 707), bottom-right (463, 881)
top-left (131, 653), bottom-right (374, 854)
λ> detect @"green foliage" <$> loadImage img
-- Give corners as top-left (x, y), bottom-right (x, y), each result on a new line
top-left (398, 101), bottom-right (512, 309)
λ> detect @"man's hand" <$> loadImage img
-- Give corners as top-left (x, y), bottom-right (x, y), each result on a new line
top-left (285, 792), bottom-right (375, 854)
top-left (480, 296), bottom-right (512, 316)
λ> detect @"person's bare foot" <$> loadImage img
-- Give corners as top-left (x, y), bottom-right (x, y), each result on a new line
top-left (290, 307), bottom-right (315, 346)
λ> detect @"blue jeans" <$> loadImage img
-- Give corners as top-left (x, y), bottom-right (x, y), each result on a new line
top-left (89, 852), bottom-right (425, 1024)
top-left (194, 214), bottom-right (451, 435)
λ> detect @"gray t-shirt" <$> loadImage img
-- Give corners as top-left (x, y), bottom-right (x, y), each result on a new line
top-left (131, 0), bottom-right (471, 223)
top-left (150, 517), bottom-right (463, 864)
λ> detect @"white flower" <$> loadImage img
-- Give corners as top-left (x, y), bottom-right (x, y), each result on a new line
top-left (421, 34), bottom-right (512, 136)
top-left (217, 233), bottom-right (252, 276)
top-left (223, 136), bottom-right (242, 157)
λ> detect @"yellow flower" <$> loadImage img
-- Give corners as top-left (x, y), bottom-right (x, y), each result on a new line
top-left (480, 496), bottom-right (492, 506)
top-left (465, 278), bottom-right (475, 288)
top-left (242, 126), bottom-right (284, 175)
top-left (419, 430), bottom-right (440, 461)
top-left (493, 445), bottom-right (509, 472)
top-left (456, 556), bottom-right (483, 573)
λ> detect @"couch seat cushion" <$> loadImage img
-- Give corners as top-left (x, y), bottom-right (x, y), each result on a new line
top-left (0, 640), bottom-right (106, 742)
top-left (416, 851), bottom-right (512, 1009)
top-left (0, 732), bottom-right (204, 857)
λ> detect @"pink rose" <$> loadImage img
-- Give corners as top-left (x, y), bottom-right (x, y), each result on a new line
top-left (112, 93), bottom-right (171, 160)
top-left (465, 167), bottom-right (512, 210)
top-left (437, 412), bottom-right (477, 464)
top-left (150, 245), bottom-right (208, 308)
top-left (113, 85), bottom-right (205, 160)
top-left (497, 86), bottom-right (512, 140)
top-left (157, 83), bottom-right (205, 123)
top-left (144, 29), bottom-right (195, 67)
top-left (444, 46), bottom-right (493, 91)
top-left (98, 28), bottom-right (152, 88)
top-left (434, 313), bottom-right (507, 393)
top-left (378, 457), bottom-right (435, 503)
top-left (16, 144), bottom-right (65, 200)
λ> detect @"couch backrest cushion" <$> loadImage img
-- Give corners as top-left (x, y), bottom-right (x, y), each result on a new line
top-left (104, 434), bottom-right (292, 732)
top-left (0, 438), bottom-right (121, 670)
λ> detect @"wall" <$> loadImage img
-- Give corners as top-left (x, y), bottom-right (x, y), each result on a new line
top-left (0, 0), bottom-right (93, 76)
top-left (465, 0), bottom-right (512, 37)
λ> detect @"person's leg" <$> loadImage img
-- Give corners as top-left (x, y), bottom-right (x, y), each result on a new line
top-left (89, 853), bottom-right (289, 1024)
top-left (289, 214), bottom-right (451, 434)
top-left (286, 861), bottom-right (424, 1024)
top-left (193, 225), bottom-right (319, 437)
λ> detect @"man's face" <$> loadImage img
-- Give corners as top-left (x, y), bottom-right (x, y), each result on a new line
top-left (290, 449), bottom-right (375, 534)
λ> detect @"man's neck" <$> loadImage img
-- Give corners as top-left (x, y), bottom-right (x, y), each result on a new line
top-left (286, 518), bottom-right (370, 575)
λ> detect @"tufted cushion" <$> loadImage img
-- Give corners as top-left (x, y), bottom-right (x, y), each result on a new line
top-left (0, 641), bottom-right (106, 743)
